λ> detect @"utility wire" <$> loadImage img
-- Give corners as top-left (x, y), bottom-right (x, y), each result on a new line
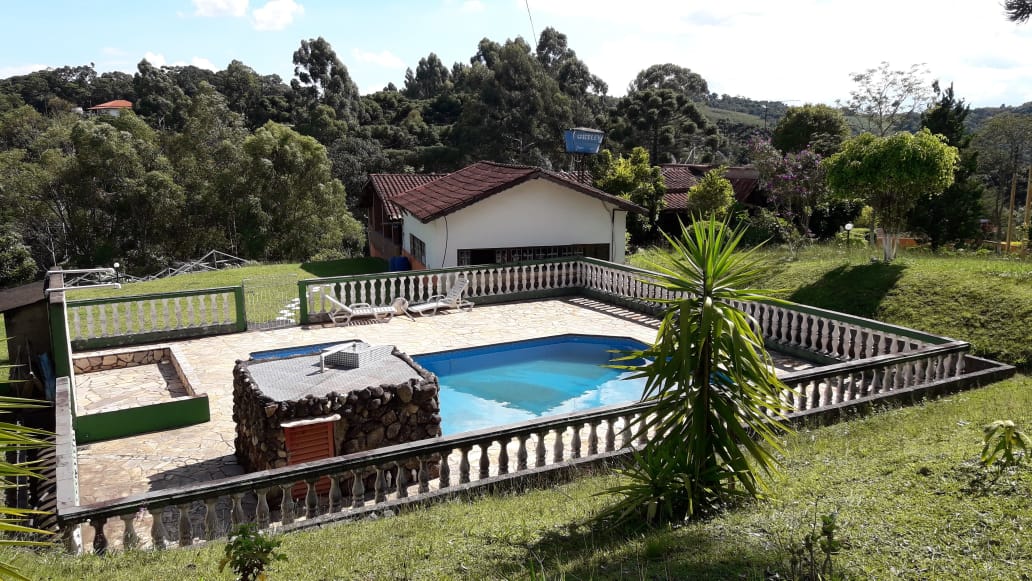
top-left (525, 0), bottom-right (537, 42)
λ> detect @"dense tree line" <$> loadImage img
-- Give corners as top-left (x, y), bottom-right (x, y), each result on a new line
top-left (2, 33), bottom-right (1030, 284)
top-left (0, 31), bottom-right (744, 281)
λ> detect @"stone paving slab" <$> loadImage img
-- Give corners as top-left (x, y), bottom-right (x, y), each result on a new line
top-left (75, 362), bottom-right (188, 415)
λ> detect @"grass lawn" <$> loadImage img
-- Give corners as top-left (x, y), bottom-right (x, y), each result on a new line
top-left (71, 257), bottom-right (388, 299)
top-left (61, 257), bottom-right (389, 328)
top-left (13, 374), bottom-right (1031, 579)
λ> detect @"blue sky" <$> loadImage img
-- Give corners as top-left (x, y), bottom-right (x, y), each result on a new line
top-left (3, 0), bottom-right (1032, 107)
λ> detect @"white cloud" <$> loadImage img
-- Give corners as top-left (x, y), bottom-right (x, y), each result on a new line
top-left (193, 0), bottom-right (249, 18)
top-left (460, 0), bottom-right (484, 13)
top-left (525, 0), bottom-right (1032, 107)
top-left (0, 64), bottom-right (49, 79)
top-left (143, 51), bottom-right (168, 67)
top-left (351, 48), bottom-right (406, 70)
top-left (252, 0), bottom-right (303, 31)
top-left (191, 57), bottom-right (217, 70)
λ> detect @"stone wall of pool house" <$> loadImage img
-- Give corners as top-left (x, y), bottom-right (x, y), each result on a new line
top-left (232, 349), bottom-right (442, 473)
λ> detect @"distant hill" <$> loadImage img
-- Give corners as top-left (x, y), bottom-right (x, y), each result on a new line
top-left (699, 105), bottom-right (765, 128)
top-left (967, 101), bottom-right (1032, 132)
top-left (698, 93), bottom-right (1032, 138)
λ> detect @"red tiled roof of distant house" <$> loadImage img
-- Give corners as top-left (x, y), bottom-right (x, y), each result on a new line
top-left (659, 164), bottom-right (760, 210)
top-left (390, 161), bottom-right (642, 223)
top-left (367, 174), bottom-right (445, 220)
top-left (659, 164), bottom-right (701, 193)
top-left (87, 99), bottom-right (133, 110)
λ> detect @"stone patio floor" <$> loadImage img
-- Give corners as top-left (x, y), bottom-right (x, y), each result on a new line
top-left (75, 361), bottom-right (188, 415)
top-left (75, 297), bottom-right (814, 508)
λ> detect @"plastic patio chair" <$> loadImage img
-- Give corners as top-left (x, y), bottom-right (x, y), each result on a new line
top-left (406, 276), bottom-right (474, 317)
top-left (325, 295), bottom-right (411, 326)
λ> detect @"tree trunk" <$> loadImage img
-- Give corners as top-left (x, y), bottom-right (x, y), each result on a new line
top-left (881, 229), bottom-right (898, 261)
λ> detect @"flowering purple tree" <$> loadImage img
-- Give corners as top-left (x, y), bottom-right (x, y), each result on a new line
top-left (749, 138), bottom-right (830, 237)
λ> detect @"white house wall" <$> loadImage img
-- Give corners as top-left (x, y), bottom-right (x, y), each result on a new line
top-left (402, 178), bottom-right (627, 268)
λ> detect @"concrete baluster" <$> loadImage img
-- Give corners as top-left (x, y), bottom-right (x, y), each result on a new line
top-left (438, 454), bottom-right (450, 489)
top-left (149, 508), bottom-right (167, 549)
top-left (535, 435), bottom-right (547, 467)
top-left (91, 517), bottom-right (108, 555)
top-left (497, 438), bottom-right (510, 475)
top-left (351, 470), bottom-right (365, 509)
top-left (279, 484), bottom-right (295, 525)
top-left (552, 427), bottom-right (565, 463)
top-left (395, 462), bottom-right (409, 498)
top-left (604, 418), bottom-right (616, 452)
top-left (516, 436), bottom-right (528, 471)
top-left (374, 467), bottom-right (387, 504)
top-left (177, 503), bottom-right (193, 546)
top-left (203, 498), bottom-right (218, 539)
top-left (459, 447), bottom-right (471, 484)
top-left (479, 443), bottom-right (491, 479)
top-left (256, 488), bottom-right (271, 528)
top-left (588, 420), bottom-right (599, 456)
top-left (231, 493), bottom-right (246, 525)
top-left (115, 513), bottom-right (138, 549)
top-left (306, 479), bottom-right (319, 518)
top-left (328, 475), bottom-right (343, 511)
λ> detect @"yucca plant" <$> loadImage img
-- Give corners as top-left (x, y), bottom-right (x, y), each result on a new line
top-left (0, 366), bottom-right (55, 581)
top-left (600, 218), bottom-right (793, 526)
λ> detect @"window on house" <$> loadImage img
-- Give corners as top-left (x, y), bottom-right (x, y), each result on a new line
top-left (456, 244), bottom-right (609, 266)
top-left (409, 234), bottom-right (426, 265)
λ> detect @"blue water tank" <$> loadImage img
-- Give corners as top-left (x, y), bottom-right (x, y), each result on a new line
top-left (563, 128), bottom-right (604, 154)
top-left (389, 256), bottom-right (411, 271)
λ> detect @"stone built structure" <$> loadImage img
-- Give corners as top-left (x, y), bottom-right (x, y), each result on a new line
top-left (232, 343), bottom-right (441, 473)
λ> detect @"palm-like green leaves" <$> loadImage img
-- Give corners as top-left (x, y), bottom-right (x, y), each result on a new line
top-left (601, 218), bottom-right (792, 525)
top-left (0, 375), bottom-right (55, 580)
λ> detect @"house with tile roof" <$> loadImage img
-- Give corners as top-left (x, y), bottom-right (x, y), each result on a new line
top-left (364, 161), bottom-right (642, 270)
top-left (657, 164), bottom-right (761, 230)
top-left (87, 99), bottom-right (133, 117)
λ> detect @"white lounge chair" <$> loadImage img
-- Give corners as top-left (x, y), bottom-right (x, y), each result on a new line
top-left (325, 295), bottom-right (411, 326)
top-left (407, 276), bottom-right (474, 317)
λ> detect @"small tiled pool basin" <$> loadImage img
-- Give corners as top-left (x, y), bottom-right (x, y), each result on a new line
top-left (415, 334), bottom-right (648, 435)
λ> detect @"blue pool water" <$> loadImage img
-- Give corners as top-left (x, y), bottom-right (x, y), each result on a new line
top-left (415, 335), bottom-right (648, 435)
top-left (250, 342), bottom-right (346, 360)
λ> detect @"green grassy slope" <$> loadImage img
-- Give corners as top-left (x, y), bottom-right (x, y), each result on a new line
top-left (70, 257), bottom-right (387, 299)
top-left (14, 375), bottom-right (1030, 579)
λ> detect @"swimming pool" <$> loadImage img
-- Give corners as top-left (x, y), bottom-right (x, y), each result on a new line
top-left (250, 341), bottom-right (347, 360)
top-left (415, 334), bottom-right (649, 435)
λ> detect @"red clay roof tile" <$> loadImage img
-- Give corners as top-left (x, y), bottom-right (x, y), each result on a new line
top-left (386, 161), bottom-right (641, 223)
top-left (367, 173), bottom-right (445, 220)
top-left (88, 99), bottom-right (133, 110)
top-left (659, 164), bottom-right (760, 210)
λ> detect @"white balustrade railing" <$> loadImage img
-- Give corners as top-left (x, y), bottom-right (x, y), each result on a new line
top-left (301, 260), bottom-right (584, 321)
top-left (299, 257), bottom-right (947, 362)
top-left (66, 287), bottom-right (244, 346)
top-left (59, 401), bottom-right (652, 554)
top-left (57, 335), bottom-right (982, 554)
top-left (779, 343), bottom-right (968, 412)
